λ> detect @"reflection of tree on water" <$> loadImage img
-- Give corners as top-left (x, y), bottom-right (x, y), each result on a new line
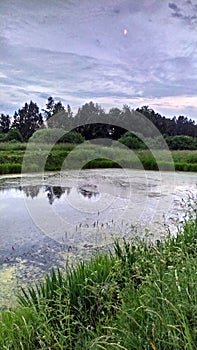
top-left (17, 185), bottom-right (71, 204)
top-left (78, 187), bottom-right (99, 199)
top-left (19, 185), bottom-right (40, 199)
top-left (45, 186), bottom-right (71, 205)
top-left (0, 184), bottom-right (100, 203)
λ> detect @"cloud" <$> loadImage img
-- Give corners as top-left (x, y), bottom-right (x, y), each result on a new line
top-left (0, 40), bottom-right (196, 117)
top-left (0, 0), bottom-right (196, 120)
top-left (169, 2), bottom-right (180, 11)
top-left (168, 1), bottom-right (197, 26)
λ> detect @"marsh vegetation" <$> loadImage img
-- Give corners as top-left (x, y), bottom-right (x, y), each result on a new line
top-left (1, 142), bottom-right (197, 174)
top-left (0, 215), bottom-right (197, 349)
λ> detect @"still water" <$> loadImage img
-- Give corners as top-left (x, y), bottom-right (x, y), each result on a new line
top-left (0, 169), bottom-right (196, 307)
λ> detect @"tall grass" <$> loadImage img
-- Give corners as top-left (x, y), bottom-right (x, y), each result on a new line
top-left (0, 142), bottom-right (27, 151)
top-left (0, 163), bottom-right (21, 174)
top-left (0, 215), bottom-right (197, 349)
top-left (1, 143), bottom-right (197, 174)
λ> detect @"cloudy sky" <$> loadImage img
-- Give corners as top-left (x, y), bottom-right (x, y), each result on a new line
top-left (0, 0), bottom-right (196, 119)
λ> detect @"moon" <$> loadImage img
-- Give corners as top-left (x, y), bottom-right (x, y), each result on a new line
top-left (123, 29), bottom-right (128, 35)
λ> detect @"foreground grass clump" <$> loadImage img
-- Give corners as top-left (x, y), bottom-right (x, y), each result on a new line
top-left (0, 217), bottom-right (197, 349)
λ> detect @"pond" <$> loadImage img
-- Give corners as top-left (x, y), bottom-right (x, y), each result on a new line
top-left (0, 169), bottom-right (196, 308)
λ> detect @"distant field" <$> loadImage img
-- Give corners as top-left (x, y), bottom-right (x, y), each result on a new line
top-left (0, 142), bottom-right (197, 174)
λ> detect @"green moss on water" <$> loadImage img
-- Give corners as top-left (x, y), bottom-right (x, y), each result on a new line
top-left (0, 266), bottom-right (17, 309)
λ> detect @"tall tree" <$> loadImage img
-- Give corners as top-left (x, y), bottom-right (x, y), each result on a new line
top-left (43, 97), bottom-right (72, 129)
top-left (166, 117), bottom-right (177, 136)
top-left (107, 107), bottom-right (127, 139)
top-left (42, 96), bottom-right (55, 120)
top-left (74, 102), bottom-right (109, 139)
top-left (0, 113), bottom-right (11, 133)
top-left (12, 101), bottom-right (43, 141)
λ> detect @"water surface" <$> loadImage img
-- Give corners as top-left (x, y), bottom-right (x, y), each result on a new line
top-left (0, 169), bottom-right (196, 307)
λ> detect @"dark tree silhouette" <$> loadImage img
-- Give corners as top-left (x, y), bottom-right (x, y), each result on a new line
top-left (1, 98), bottom-right (197, 143)
top-left (43, 97), bottom-right (72, 129)
top-left (0, 114), bottom-right (11, 133)
top-left (12, 101), bottom-right (43, 141)
top-left (74, 101), bottom-right (111, 139)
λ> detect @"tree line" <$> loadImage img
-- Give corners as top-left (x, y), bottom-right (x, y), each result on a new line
top-left (0, 97), bottom-right (197, 147)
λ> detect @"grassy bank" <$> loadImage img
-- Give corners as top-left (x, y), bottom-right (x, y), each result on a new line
top-left (0, 214), bottom-right (197, 349)
top-left (1, 142), bottom-right (197, 174)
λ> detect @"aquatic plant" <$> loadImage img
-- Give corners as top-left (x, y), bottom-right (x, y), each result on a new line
top-left (0, 215), bottom-right (196, 349)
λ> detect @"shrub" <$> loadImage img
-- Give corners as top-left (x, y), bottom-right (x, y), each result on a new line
top-left (29, 128), bottom-right (65, 143)
top-left (0, 129), bottom-right (24, 142)
top-left (118, 131), bottom-right (147, 149)
top-left (59, 130), bottom-right (84, 144)
top-left (0, 133), bottom-right (7, 142)
top-left (30, 128), bottom-right (84, 144)
top-left (165, 135), bottom-right (197, 150)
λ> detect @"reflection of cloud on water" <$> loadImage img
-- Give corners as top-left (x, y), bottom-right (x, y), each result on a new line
top-left (1, 169), bottom-right (197, 247)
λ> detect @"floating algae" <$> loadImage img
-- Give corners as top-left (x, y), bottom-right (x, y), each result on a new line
top-left (0, 248), bottom-right (67, 308)
top-left (0, 265), bottom-right (17, 309)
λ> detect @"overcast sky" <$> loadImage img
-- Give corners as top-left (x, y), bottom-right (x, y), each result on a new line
top-left (0, 0), bottom-right (196, 120)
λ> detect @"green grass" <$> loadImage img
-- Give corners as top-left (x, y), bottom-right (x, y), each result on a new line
top-left (0, 214), bottom-right (197, 349)
top-left (0, 143), bottom-right (27, 151)
top-left (1, 142), bottom-right (197, 174)
top-left (0, 163), bottom-right (22, 174)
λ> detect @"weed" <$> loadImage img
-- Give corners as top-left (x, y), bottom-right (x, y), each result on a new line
top-left (0, 217), bottom-right (197, 349)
